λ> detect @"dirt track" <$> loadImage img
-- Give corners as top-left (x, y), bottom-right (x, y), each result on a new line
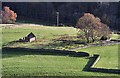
top-left (70, 40), bottom-right (120, 51)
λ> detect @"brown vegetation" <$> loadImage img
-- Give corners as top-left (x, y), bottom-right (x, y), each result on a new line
top-left (1, 6), bottom-right (17, 24)
top-left (76, 13), bottom-right (111, 43)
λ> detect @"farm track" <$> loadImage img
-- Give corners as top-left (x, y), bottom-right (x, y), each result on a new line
top-left (69, 41), bottom-right (120, 51)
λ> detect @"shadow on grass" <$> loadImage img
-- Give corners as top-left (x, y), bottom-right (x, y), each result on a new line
top-left (83, 55), bottom-right (120, 74)
top-left (2, 47), bottom-right (89, 58)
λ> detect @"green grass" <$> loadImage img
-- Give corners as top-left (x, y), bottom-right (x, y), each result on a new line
top-left (2, 25), bottom-right (85, 50)
top-left (78, 44), bottom-right (119, 69)
top-left (111, 33), bottom-right (120, 39)
top-left (2, 48), bottom-right (118, 76)
top-left (2, 54), bottom-right (88, 76)
top-left (2, 24), bottom-right (120, 76)
top-left (2, 25), bottom-right (78, 47)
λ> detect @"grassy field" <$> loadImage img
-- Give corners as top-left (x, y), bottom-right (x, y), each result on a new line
top-left (2, 49), bottom-right (118, 76)
top-left (1, 24), bottom-right (120, 76)
top-left (2, 24), bottom-right (79, 49)
top-left (78, 44), bottom-right (119, 69)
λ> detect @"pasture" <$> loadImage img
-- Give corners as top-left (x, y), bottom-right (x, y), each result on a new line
top-left (1, 24), bottom-right (120, 76)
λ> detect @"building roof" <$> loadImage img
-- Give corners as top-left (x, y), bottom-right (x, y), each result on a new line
top-left (27, 32), bottom-right (36, 38)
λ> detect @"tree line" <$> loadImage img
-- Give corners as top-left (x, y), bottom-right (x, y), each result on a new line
top-left (2, 2), bottom-right (120, 30)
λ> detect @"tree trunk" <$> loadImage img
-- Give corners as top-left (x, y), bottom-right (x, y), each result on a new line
top-left (86, 37), bottom-right (90, 43)
top-left (92, 38), bottom-right (95, 42)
